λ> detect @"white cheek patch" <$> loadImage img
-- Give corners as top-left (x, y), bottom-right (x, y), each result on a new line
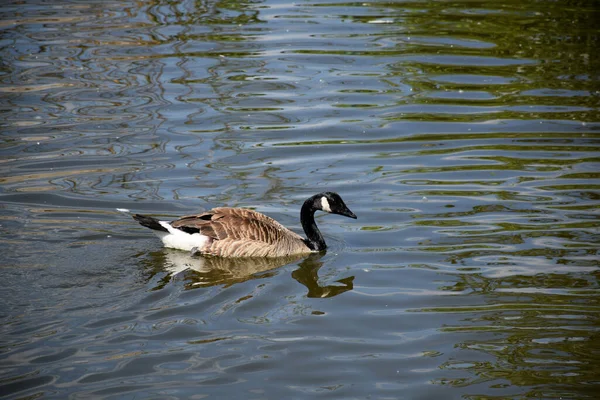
top-left (321, 196), bottom-right (332, 213)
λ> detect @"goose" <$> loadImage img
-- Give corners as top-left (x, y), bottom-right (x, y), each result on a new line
top-left (132, 192), bottom-right (356, 258)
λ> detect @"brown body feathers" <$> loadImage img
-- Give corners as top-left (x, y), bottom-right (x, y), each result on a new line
top-left (171, 207), bottom-right (312, 257)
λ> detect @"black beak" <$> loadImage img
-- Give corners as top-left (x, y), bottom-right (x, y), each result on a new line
top-left (338, 208), bottom-right (357, 219)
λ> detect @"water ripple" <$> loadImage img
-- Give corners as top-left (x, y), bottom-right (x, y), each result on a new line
top-left (1, 0), bottom-right (599, 399)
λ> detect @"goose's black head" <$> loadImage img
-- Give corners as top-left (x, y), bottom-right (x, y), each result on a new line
top-left (314, 192), bottom-right (357, 219)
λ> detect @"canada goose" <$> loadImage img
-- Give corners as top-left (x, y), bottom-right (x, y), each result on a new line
top-left (133, 192), bottom-right (357, 258)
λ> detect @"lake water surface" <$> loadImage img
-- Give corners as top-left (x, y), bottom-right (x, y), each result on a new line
top-left (1, 0), bottom-right (599, 399)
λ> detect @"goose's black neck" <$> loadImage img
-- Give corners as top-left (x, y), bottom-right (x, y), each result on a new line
top-left (300, 196), bottom-right (326, 251)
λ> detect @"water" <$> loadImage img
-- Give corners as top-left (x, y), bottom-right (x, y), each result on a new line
top-left (1, 0), bottom-right (599, 398)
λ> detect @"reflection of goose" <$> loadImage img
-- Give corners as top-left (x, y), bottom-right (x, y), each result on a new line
top-left (160, 251), bottom-right (354, 297)
top-left (292, 255), bottom-right (355, 298)
top-left (133, 192), bottom-right (356, 257)
top-left (162, 250), bottom-right (304, 287)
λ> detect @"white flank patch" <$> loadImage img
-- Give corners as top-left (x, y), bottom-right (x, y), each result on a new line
top-left (152, 221), bottom-right (210, 251)
top-left (321, 196), bottom-right (332, 213)
top-left (116, 208), bottom-right (130, 213)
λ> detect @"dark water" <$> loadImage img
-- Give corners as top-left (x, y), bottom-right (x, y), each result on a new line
top-left (1, 0), bottom-right (599, 398)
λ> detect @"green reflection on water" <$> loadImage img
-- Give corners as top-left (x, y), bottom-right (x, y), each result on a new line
top-left (416, 267), bottom-right (600, 395)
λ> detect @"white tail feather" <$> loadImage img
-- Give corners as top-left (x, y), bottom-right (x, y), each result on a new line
top-left (152, 221), bottom-right (210, 251)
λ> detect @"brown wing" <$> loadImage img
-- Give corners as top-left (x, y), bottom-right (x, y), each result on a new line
top-left (170, 207), bottom-right (309, 257)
